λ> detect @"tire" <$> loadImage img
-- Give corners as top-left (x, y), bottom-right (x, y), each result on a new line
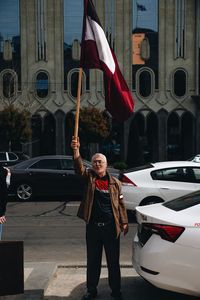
top-left (16, 183), bottom-right (33, 201)
top-left (140, 197), bottom-right (164, 206)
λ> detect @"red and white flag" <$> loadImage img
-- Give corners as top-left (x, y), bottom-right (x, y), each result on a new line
top-left (80, 0), bottom-right (134, 122)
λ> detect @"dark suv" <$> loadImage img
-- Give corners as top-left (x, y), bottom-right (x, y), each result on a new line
top-left (0, 151), bottom-right (30, 166)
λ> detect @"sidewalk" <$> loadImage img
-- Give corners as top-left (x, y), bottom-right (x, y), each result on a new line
top-left (44, 264), bottom-right (139, 300)
top-left (0, 262), bottom-right (194, 300)
top-left (0, 262), bottom-right (155, 300)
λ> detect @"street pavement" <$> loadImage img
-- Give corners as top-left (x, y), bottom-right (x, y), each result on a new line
top-left (0, 201), bottom-right (197, 300)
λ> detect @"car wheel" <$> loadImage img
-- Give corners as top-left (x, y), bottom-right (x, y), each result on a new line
top-left (140, 197), bottom-right (164, 206)
top-left (16, 183), bottom-right (33, 201)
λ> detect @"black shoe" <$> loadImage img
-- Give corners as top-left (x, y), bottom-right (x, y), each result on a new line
top-left (81, 292), bottom-right (97, 300)
top-left (111, 292), bottom-right (123, 300)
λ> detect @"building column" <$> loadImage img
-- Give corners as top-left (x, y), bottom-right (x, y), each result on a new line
top-left (55, 111), bottom-right (66, 154)
top-left (157, 109), bottom-right (168, 161)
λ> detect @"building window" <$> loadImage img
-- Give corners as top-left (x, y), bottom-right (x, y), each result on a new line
top-left (132, 0), bottom-right (158, 90)
top-left (139, 70), bottom-right (152, 97)
top-left (71, 71), bottom-right (80, 98)
top-left (68, 69), bottom-right (87, 99)
top-left (2, 71), bottom-right (15, 98)
top-left (105, 0), bottom-right (115, 49)
top-left (0, 0), bottom-right (21, 89)
top-left (173, 69), bottom-right (187, 97)
top-left (36, 0), bottom-right (46, 60)
top-left (64, 0), bottom-right (83, 90)
top-left (175, 0), bottom-right (185, 58)
top-left (136, 67), bottom-right (154, 98)
top-left (36, 72), bottom-right (49, 98)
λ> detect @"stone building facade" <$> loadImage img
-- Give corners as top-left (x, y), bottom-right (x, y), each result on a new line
top-left (0, 0), bottom-right (200, 166)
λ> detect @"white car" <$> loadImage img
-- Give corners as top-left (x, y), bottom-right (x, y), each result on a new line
top-left (189, 154), bottom-right (200, 163)
top-left (3, 167), bottom-right (11, 187)
top-left (121, 161), bottom-right (200, 211)
top-left (133, 191), bottom-right (200, 296)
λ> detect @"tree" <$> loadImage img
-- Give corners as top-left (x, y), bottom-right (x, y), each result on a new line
top-left (79, 107), bottom-right (111, 143)
top-left (78, 107), bottom-right (111, 159)
top-left (0, 105), bottom-right (32, 151)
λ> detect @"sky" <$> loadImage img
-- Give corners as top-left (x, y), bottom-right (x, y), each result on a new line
top-left (0, 0), bottom-right (19, 40)
top-left (0, 0), bottom-right (158, 43)
top-left (133, 0), bottom-right (158, 31)
top-left (64, 0), bottom-right (83, 45)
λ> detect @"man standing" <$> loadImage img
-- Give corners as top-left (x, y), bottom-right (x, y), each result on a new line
top-left (0, 166), bottom-right (9, 239)
top-left (71, 137), bottom-right (128, 300)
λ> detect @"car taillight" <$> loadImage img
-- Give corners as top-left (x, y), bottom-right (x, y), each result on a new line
top-left (121, 175), bottom-right (137, 186)
top-left (143, 223), bottom-right (185, 243)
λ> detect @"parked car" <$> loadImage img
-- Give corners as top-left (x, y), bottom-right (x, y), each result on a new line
top-left (0, 151), bottom-right (29, 166)
top-left (8, 155), bottom-right (119, 201)
top-left (3, 166), bottom-right (11, 188)
top-left (120, 161), bottom-right (200, 211)
top-left (188, 154), bottom-right (200, 163)
top-left (133, 191), bottom-right (200, 296)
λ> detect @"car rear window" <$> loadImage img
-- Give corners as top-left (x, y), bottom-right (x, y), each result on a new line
top-left (125, 164), bottom-right (153, 173)
top-left (163, 192), bottom-right (200, 211)
top-left (8, 152), bottom-right (18, 161)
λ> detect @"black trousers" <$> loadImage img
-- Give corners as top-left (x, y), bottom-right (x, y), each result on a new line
top-left (86, 222), bottom-right (121, 295)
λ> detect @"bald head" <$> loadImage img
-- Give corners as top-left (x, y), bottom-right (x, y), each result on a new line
top-left (91, 153), bottom-right (107, 177)
top-left (91, 153), bottom-right (107, 164)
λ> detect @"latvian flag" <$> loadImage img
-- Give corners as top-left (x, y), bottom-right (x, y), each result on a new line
top-left (80, 0), bottom-right (134, 122)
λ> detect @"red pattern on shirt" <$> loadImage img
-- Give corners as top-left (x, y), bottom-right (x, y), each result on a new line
top-left (95, 179), bottom-right (109, 192)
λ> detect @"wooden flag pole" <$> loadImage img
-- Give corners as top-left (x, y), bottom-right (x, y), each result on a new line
top-left (74, 67), bottom-right (83, 138)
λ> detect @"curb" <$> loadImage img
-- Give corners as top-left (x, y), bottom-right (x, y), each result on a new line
top-left (0, 263), bottom-right (57, 300)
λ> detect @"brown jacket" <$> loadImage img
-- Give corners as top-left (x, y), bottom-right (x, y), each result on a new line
top-left (74, 156), bottom-right (128, 237)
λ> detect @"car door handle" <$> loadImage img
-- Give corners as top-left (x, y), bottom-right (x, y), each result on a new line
top-left (160, 187), bottom-right (170, 190)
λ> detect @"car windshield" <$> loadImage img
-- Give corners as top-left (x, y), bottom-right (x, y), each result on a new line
top-left (163, 191), bottom-right (200, 211)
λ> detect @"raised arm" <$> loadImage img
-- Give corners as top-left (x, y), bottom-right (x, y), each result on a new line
top-left (71, 136), bottom-right (80, 159)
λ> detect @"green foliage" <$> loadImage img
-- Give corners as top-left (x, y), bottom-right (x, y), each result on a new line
top-left (0, 105), bottom-right (32, 146)
top-left (79, 107), bottom-right (110, 142)
top-left (113, 161), bottom-right (128, 170)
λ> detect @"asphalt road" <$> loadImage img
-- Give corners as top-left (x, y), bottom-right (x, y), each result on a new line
top-left (3, 200), bottom-right (136, 263)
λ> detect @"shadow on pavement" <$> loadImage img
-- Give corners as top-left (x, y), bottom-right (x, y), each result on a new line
top-left (44, 276), bottom-right (197, 300)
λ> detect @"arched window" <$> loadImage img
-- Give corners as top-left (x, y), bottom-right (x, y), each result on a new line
top-left (36, 72), bottom-right (49, 98)
top-left (3, 72), bottom-right (15, 98)
top-left (68, 69), bottom-right (86, 99)
top-left (173, 69), bottom-right (187, 97)
top-left (139, 70), bottom-right (152, 98)
top-left (71, 71), bottom-right (81, 98)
